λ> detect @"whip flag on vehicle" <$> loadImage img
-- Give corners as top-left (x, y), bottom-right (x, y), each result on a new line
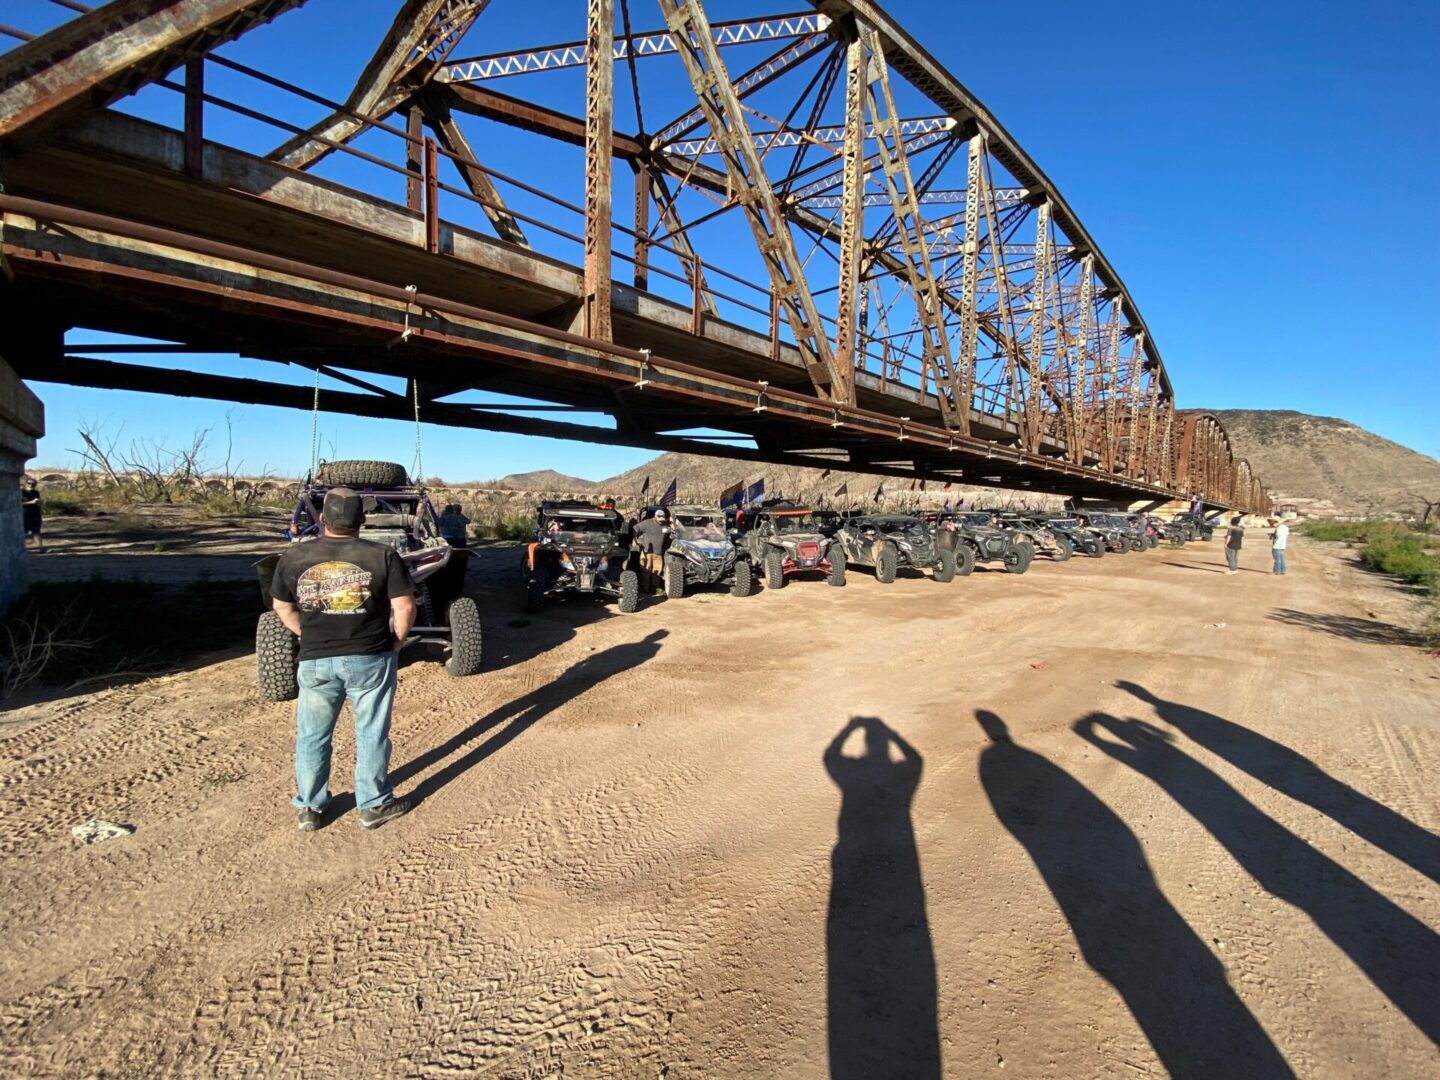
top-left (834, 481), bottom-right (848, 498)
top-left (719, 480), bottom-right (744, 510)
top-left (640, 476), bottom-right (650, 495)
top-left (873, 481), bottom-right (884, 503)
top-left (659, 478), bottom-right (677, 506)
top-left (744, 478), bottom-right (765, 506)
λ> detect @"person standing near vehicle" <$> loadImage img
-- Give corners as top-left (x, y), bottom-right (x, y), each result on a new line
top-left (1269, 517), bottom-right (1289, 575)
top-left (632, 507), bottom-right (670, 593)
top-left (437, 502), bottom-right (470, 547)
top-left (21, 478), bottom-right (43, 553)
top-left (1224, 514), bottom-right (1244, 574)
top-left (270, 488), bottom-right (416, 832)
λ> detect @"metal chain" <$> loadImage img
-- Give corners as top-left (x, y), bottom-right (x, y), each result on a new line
top-left (309, 366), bottom-right (321, 479)
top-left (412, 378), bottom-right (424, 486)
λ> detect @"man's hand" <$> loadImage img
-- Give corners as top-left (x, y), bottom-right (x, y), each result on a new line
top-left (391, 593), bottom-right (417, 651)
top-left (272, 598), bottom-right (302, 636)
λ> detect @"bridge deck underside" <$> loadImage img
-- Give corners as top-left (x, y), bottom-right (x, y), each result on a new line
top-left (2, 110), bottom-right (1195, 505)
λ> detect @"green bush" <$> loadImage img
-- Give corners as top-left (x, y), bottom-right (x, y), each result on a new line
top-left (480, 515), bottom-right (534, 541)
top-left (1304, 518), bottom-right (1440, 598)
top-left (37, 487), bottom-right (91, 518)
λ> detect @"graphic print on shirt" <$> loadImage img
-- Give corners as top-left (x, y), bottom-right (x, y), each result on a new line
top-left (295, 561), bottom-right (372, 614)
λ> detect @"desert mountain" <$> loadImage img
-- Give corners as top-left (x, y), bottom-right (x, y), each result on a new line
top-left (489, 469), bottom-right (598, 492)
top-left (1206, 410), bottom-right (1440, 517)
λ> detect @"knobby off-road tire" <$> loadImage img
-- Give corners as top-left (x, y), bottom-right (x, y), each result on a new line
top-left (1052, 536), bottom-right (1073, 562)
top-left (618, 569), bottom-right (640, 613)
top-left (828, 546), bottom-right (847, 587)
top-left (524, 575), bottom-right (545, 614)
top-left (1005, 543), bottom-right (1034, 575)
top-left (444, 597), bottom-right (483, 677)
top-left (954, 543), bottom-right (977, 577)
top-left (731, 559), bottom-right (754, 597)
top-left (665, 554), bottom-right (686, 599)
top-left (315, 459), bottom-right (408, 488)
top-left (933, 547), bottom-right (957, 582)
top-left (1129, 536), bottom-right (1145, 553)
top-left (255, 611), bottom-right (299, 702)
top-left (1147, 533), bottom-right (1159, 550)
top-left (764, 549), bottom-right (786, 590)
top-left (875, 543), bottom-right (899, 584)
top-left (1089, 540), bottom-right (1104, 558)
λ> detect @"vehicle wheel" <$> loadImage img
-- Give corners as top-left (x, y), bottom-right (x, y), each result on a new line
top-left (1147, 534), bottom-right (1159, 550)
top-left (255, 611), bottom-right (299, 702)
top-left (933, 547), bottom-right (957, 582)
top-left (955, 544), bottom-right (976, 577)
top-left (444, 597), bottom-right (483, 677)
top-left (875, 543), bottom-right (898, 584)
top-left (828, 546), bottom-right (847, 587)
top-left (731, 559), bottom-right (754, 597)
top-left (764, 549), bottom-right (785, 590)
top-left (1112, 541), bottom-right (1127, 555)
top-left (618, 569), bottom-right (640, 613)
top-left (315, 459), bottom-right (408, 487)
top-left (524, 575), bottom-right (544, 613)
top-left (1090, 541), bottom-right (1104, 558)
top-left (1004, 543), bottom-right (1033, 575)
top-left (1052, 536), bottom-right (1072, 562)
top-left (1130, 537), bottom-right (1145, 553)
top-left (664, 554), bottom-right (687, 599)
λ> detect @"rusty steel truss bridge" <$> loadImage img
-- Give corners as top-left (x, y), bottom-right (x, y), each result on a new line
top-left (0, 0), bottom-right (1270, 512)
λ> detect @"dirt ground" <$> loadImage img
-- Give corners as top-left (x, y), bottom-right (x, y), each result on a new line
top-left (3, 528), bottom-right (1438, 1078)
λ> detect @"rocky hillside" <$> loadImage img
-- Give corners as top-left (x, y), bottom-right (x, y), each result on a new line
top-left (1207, 410), bottom-right (1440, 517)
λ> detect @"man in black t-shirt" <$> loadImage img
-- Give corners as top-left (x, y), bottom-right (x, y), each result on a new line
top-left (1224, 514), bottom-right (1244, 575)
top-left (271, 488), bottom-right (416, 832)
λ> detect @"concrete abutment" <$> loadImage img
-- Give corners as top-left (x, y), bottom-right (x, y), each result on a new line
top-left (1, 355), bottom-right (45, 613)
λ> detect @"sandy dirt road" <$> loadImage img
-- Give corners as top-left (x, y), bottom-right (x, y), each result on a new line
top-left (3, 535), bottom-right (1438, 1078)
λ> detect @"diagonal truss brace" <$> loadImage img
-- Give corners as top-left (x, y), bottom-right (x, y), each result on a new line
top-left (656, 0), bottom-right (845, 401)
top-left (0, 0), bottom-right (307, 141)
top-left (269, 0), bottom-right (488, 170)
top-left (855, 22), bottom-right (960, 428)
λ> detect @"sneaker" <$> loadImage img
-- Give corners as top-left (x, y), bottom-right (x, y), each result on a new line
top-left (297, 807), bottom-right (323, 832)
top-left (358, 796), bottom-right (411, 830)
top-left (1227, 570), bottom-right (1238, 575)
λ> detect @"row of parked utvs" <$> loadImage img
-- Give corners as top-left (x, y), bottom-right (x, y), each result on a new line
top-left (253, 460), bottom-right (1216, 700)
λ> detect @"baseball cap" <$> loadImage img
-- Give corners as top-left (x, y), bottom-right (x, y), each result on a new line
top-left (322, 487), bottom-right (365, 532)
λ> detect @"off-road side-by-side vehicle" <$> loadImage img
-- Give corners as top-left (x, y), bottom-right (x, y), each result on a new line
top-left (1149, 514), bottom-right (1186, 545)
top-left (997, 513), bottom-right (1073, 562)
top-left (524, 500), bottom-right (639, 614)
top-left (653, 504), bottom-right (755, 599)
top-left (936, 511), bottom-right (1033, 574)
top-left (740, 502), bottom-right (844, 589)
top-left (832, 514), bottom-right (959, 584)
top-left (1117, 513), bottom-right (1152, 552)
top-left (1037, 514), bottom-right (1105, 557)
top-left (1172, 511), bottom-right (1215, 542)
top-left (254, 459), bottom-right (482, 702)
top-left (1075, 511), bottom-right (1131, 554)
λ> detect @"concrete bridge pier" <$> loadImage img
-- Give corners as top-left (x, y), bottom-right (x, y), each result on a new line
top-left (1, 355), bottom-right (45, 613)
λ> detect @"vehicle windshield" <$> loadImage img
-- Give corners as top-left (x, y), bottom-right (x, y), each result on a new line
top-left (547, 514), bottom-right (616, 534)
top-left (674, 517), bottom-right (727, 542)
top-left (771, 513), bottom-right (818, 534)
top-left (958, 512), bottom-right (994, 527)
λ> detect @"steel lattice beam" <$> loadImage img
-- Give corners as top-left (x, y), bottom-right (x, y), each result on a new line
top-left (441, 12), bottom-right (830, 82)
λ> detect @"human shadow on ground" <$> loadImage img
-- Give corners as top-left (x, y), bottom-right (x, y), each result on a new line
top-left (1162, 562), bottom-right (1268, 574)
top-left (1076, 711), bottom-right (1440, 1046)
top-left (824, 717), bottom-right (940, 1080)
top-left (1119, 682), bottom-right (1440, 886)
top-left (976, 710), bottom-right (1293, 1079)
top-left (394, 629), bottom-right (668, 805)
top-left (1266, 608), bottom-right (1423, 647)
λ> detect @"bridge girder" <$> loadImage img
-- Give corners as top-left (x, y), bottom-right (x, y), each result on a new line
top-left (0, 0), bottom-right (1270, 513)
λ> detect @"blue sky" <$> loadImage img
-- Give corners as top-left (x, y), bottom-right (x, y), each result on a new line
top-left (13, 0), bottom-right (1439, 479)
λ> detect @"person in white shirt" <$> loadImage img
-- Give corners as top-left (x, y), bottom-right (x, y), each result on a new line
top-left (1269, 518), bottom-right (1289, 575)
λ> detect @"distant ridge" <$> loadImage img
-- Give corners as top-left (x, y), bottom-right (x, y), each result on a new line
top-left (1204, 409), bottom-right (1440, 516)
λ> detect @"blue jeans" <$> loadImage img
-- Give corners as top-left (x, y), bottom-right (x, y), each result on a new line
top-left (294, 651), bottom-right (398, 811)
top-left (1273, 549), bottom-right (1286, 575)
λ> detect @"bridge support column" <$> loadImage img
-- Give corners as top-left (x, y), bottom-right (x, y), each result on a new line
top-left (0, 355), bottom-right (45, 613)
